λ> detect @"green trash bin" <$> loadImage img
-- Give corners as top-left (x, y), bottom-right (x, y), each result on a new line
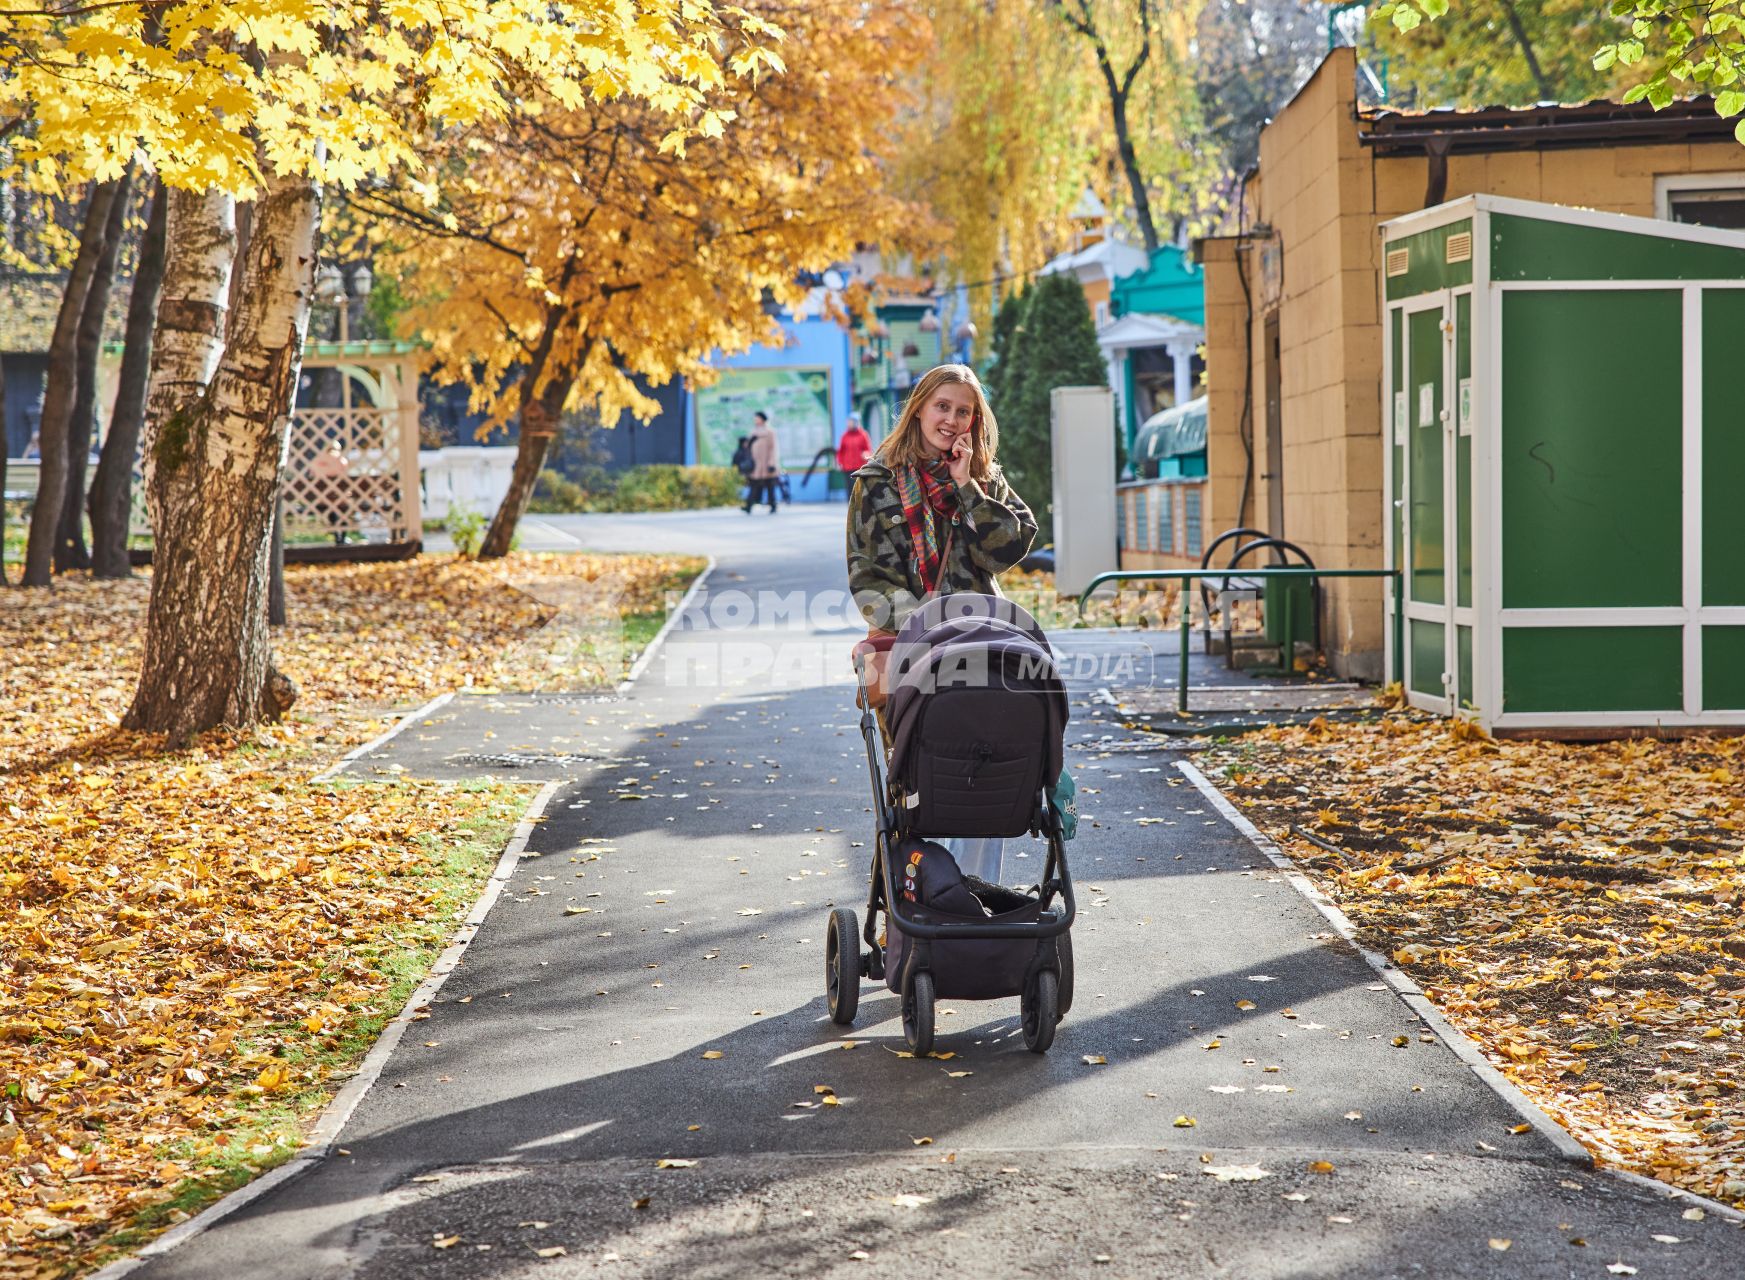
top-left (1263, 575), bottom-right (1314, 666)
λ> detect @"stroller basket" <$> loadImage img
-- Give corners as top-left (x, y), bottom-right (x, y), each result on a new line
top-left (884, 878), bottom-right (1046, 1001)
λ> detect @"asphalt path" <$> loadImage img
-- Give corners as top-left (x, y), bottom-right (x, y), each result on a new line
top-left (136, 506), bottom-right (1740, 1278)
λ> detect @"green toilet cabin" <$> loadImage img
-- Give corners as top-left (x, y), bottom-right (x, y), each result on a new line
top-left (1380, 194), bottom-right (1745, 734)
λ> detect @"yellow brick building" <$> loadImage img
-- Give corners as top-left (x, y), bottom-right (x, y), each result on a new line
top-left (1196, 48), bottom-right (1745, 679)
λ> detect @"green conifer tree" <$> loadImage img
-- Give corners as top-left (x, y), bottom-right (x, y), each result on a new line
top-left (984, 285), bottom-right (1027, 411)
top-left (994, 271), bottom-right (1109, 543)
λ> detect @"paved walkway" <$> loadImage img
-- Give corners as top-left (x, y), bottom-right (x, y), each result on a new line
top-left (137, 509), bottom-right (1735, 1278)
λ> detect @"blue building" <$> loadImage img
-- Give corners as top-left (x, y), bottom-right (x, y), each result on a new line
top-left (687, 307), bottom-right (853, 504)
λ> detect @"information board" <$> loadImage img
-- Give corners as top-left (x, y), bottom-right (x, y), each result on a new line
top-left (694, 366), bottom-right (834, 470)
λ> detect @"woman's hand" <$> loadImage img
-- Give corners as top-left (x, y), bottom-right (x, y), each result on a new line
top-left (946, 433), bottom-right (973, 486)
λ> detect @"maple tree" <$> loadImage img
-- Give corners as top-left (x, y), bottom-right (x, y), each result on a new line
top-left (352, 0), bottom-right (921, 559)
top-left (0, 1), bottom-right (764, 741)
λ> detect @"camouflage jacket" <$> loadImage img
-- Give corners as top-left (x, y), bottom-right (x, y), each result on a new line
top-left (846, 458), bottom-right (1038, 633)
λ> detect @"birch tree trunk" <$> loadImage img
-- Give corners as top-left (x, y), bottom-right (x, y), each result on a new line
top-left (90, 180), bottom-right (168, 578)
top-left (22, 181), bottom-right (123, 586)
top-left (125, 170), bottom-right (319, 741)
top-left (57, 166), bottom-right (133, 572)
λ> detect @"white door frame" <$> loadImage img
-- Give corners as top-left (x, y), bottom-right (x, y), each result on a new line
top-left (1399, 290), bottom-right (1456, 716)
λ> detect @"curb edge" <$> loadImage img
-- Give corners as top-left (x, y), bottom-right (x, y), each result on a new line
top-left (90, 554), bottom-right (717, 1276)
top-left (311, 690), bottom-right (456, 784)
top-left (1173, 758), bottom-right (1593, 1168)
top-left (618, 556), bottom-right (714, 693)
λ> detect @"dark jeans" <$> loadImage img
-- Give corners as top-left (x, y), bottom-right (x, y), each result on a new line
top-left (744, 477), bottom-right (778, 511)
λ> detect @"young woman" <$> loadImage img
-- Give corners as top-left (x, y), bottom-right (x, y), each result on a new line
top-left (845, 364), bottom-right (1038, 888)
top-left (845, 364), bottom-right (1037, 636)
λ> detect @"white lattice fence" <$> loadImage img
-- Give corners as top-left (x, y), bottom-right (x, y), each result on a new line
top-left (283, 407), bottom-right (412, 543)
top-left (128, 406), bottom-right (417, 545)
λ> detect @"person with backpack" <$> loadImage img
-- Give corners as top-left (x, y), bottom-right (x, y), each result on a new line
top-left (742, 411), bottom-right (781, 514)
top-left (731, 434), bottom-right (756, 506)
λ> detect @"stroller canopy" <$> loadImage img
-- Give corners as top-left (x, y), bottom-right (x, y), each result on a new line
top-left (885, 594), bottom-right (1069, 787)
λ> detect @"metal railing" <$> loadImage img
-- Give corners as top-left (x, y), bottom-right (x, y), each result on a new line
top-left (1077, 567), bottom-right (1403, 713)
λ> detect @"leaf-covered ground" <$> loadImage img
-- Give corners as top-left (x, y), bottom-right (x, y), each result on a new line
top-left (1206, 716), bottom-right (1745, 1208)
top-left (0, 552), bottom-right (702, 1278)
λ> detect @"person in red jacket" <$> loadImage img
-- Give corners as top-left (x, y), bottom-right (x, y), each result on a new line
top-left (835, 412), bottom-right (872, 481)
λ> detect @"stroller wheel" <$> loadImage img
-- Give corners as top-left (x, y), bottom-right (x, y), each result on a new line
top-left (1057, 928), bottom-right (1075, 1020)
top-left (826, 908), bottom-right (860, 1025)
top-left (902, 971), bottom-right (936, 1057)
top-left (1022, 969), bottom-right (1059, 1054)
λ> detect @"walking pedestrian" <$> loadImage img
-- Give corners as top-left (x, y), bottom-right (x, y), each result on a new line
top-left (743, 411), bottom-right (781, 514)
top-left (834, 412), bottom-right (872, 503)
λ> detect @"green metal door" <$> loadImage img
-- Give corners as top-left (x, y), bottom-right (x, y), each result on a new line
top-left (1405, 302), bottom-right (1451, 706)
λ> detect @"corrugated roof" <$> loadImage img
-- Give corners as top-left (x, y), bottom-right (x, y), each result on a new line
top-left (1359, 95), bottom-right (1734, 154)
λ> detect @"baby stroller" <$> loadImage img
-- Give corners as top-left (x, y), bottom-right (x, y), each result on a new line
top-left (825, 594), bottom-right (1077, 1054)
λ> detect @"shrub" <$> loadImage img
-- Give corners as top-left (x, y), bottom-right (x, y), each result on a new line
top-left (444, 504), bottom-right (486, 557)
top-left (613, 464), bottom-right (740, 511)
top-left (528, 464), bottom-right (742, 513)
top-left (529, 469), bottom-right (593, 513)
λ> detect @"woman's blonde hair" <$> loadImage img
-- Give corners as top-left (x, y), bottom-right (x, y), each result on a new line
top-left (876, 364), bottom-right (1000, 481)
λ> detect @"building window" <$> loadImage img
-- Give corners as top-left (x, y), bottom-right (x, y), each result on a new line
top-left (1184, 487), bottom-right (1202, 557)
top-left (1157, 487), bottom-right (1173, 555)
top-left (1656, 174), bottom-right (1745, 230)
top-left (1095, 301), bottom-right (1110, 327)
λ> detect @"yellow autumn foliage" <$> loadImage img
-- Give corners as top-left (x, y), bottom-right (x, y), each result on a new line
top-left (1215, 716), bottom-right (1745, 1207)
top-left (351, 0), bottom-right (926, 430)
top-left (0, 553), bottom-right (699, 1272)
top-left (0, 2), bottom-right (776, 193)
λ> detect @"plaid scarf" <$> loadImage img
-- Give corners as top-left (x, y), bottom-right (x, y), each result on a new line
top-left (895, 460), bottom-right (960, 593)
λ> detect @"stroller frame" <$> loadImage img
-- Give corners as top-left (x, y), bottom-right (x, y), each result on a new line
top-left (822, 654), bottom-right (1077, 1054)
